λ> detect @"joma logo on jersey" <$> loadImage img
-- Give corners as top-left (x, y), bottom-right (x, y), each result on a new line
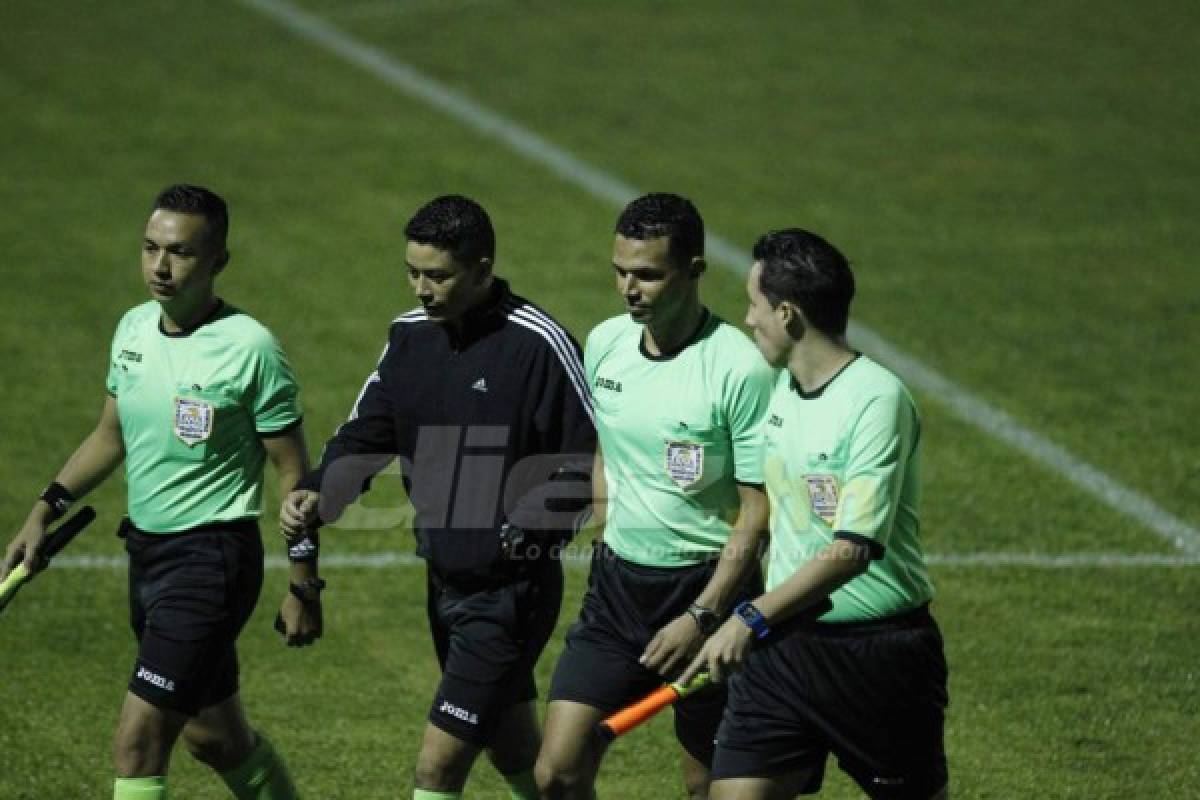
top-left (136, 666), bottom-right (176, 692)
top-left (768, 414), bottom-right (784, 428)
top-left (438, 701), bottom-right (479, 725)
top-left (119, 349), bottom-right (143, 363)
top-left (594, 376), bottom-right (623, 392)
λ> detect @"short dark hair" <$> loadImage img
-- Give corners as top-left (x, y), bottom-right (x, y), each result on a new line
top-left (404, 195), bottom-right (495, 265)
top-left (752, 229), bottom-right (855, 336)
top-left (614, 193), bottom-right (704, 268)
top-left (152, 184), bottom-right (229, 247)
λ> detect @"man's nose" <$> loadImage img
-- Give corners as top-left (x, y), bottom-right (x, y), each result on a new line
top-left (151, 250), bottom-right (170, 274)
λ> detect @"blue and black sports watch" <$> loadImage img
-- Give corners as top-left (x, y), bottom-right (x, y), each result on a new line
top-left (734, 600), bottom-right (771, 639)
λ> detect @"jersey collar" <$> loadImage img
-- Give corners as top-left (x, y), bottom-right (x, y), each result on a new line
top-left (790, 351), bottom-right (862, 399)
top-left (158, 299), bottom-right (227, 338)
top-left (444, 278), bottom-right (510, 350)
top-left (638, 308), bottom-right (712, 362)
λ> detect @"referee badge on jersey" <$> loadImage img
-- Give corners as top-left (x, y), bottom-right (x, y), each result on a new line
top-left (174, 396), bottom-right (214, 447)
top-left (665, 441), bottom-right (705, 488)
top-left (804, 474), bottom-right (839, 524)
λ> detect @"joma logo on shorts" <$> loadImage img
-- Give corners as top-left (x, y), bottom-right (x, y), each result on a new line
top-left (438, 700), bottom-right (479, 725)
top-left (136, 666), bottom-right (176, 693)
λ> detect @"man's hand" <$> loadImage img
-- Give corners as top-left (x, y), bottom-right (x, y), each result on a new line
top-left (639, 614), bottom-right (705, 678)
top-left (1, 518), bottom-right (50, 582)
top-left (680, 616), bottom-right (755, 685)
top-left (277, 590), bottom-right (323, 647)
top-left (280, 490), bottom-right (320, 539)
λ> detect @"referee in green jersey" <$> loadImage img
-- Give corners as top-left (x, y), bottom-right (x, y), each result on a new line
top-left (682, 230), bottom-right (948, 799)
top-left (1, 185), bottom-right (317, 800)
top-left (537, 194), bottom-right (776, 800)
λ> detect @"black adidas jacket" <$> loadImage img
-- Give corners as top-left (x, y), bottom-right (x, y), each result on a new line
top-left (298, 279), bottom-right (595, 577)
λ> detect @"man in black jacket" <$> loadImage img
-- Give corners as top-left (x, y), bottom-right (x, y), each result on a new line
top-left (281, 195), bottom-right (594, 800)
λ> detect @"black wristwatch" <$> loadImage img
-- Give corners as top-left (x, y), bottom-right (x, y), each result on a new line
top-left (289, 578), bottom-right (326, 604)
top-left (686, 603), bottom-right (720, 636)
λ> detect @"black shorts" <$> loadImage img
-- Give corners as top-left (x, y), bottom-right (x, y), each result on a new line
top-left (124, 519), bottom-right (263, 716)
top-left (427, 557), bottom-right (564, 746)
top-left (548, 541), bottom-right (762, 767)
top-left (711, 606), bottom-right (949, 799)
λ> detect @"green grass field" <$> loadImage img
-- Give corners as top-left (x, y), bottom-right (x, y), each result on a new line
top-left (1, 1), bottom-right (1197, 797)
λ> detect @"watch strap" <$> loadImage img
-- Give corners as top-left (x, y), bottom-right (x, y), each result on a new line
top-left (734, 600), bottom-right (771, 639)
top-left (289, 578), bottom-right (326, 604)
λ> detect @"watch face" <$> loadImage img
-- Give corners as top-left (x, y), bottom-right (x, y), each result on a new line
top-left (690, 607), bottom-right (719, 635)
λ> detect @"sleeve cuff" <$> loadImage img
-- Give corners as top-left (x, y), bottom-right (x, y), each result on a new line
top-left (294, 468), bottom-right (323, 493)
top-left (257, 416), bottom-right (303, 439)
top-left (834, 531), bottom-right (886, 560)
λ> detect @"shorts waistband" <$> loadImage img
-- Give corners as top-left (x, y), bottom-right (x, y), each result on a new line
top-left (791, 603), bottom-right (934, 636)
top-left (596, 541), bottom-right (719, 577)
top-left (120, 517), bottom-right (259, 538)
top-left (428, 556), bottom-right (557, 594)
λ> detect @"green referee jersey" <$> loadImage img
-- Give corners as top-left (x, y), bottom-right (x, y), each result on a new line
top-left (105, 301), bottom-right (302, 533)
top-left (763, 354), bottom-right (934, 621)
top-left (587, 311), bottom-right (775, 566)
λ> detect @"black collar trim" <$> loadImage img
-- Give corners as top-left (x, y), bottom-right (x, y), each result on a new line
top-left (639, 309), bottom-right (711, 362)
top-left (790, 352), bottom-right (862, 399)
top-left (442, 279), bottom-right (510, 349)
top-left (159, 299), bottom-right (226, 338)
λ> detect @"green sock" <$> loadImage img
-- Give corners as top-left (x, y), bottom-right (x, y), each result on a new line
top-left (412, 790), bottom-right (461, 799)
top-left (113, 776), bottom-right (167, 799)
top-left (219, 735), bottom-right (300, 800)
top-left (503, 768), bottom-right (539, 800)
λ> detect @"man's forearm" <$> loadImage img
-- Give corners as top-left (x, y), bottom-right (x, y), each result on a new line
top-left (32, 425), bottom-right (125, 522)
top-left (692, 486), bottom-right (769, 613)
top-left (288, 560), bottom-right (319, 583)
top-left (753, 538), bottom-right (868, 624)
top-left (693, 522), bottom-right (767, 614)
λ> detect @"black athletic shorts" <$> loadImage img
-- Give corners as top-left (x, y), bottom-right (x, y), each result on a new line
top-left (548, 541), bottom-right (763, 767)
top-left (711, 605), bottom-right (948, 799)
top-left (123, 518), bottom-right (263, 716)
top-left (427, 556), bottom-right (564, 745)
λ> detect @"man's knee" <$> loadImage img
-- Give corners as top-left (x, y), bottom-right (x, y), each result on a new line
top-left (114, 718), bottom-right (171, 777)
top-left (181, 726), bottom-right (253, 772)
top-left (414, 728), bottom-right (478, 792)
top-left (535, 752), bottom-right (594, 800)
top-left (486, 701), bottom-right (541, 775)
top-left (113, 694), bottom-right (185, 777)
top-left (684, 774), bottom-right (710, 800)
top-left (680, 754), bottom-right (710, 800)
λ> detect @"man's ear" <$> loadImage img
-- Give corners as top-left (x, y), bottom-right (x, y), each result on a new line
top-left (476, 256), bottom-right (494, 280)
top-left (688, 256), bottom-right (707, 279)
top-left (213, 249), bottom-right (230, 275)
top-left (780, 302), bottom-right (806, 340)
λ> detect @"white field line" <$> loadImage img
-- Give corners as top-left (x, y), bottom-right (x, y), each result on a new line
top-left (237, 0), bottom-right (1200, 556)
top-left (49, 551), bottom-right (1200, 570)
top-left (327, 0), bottom-right (502, 21)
